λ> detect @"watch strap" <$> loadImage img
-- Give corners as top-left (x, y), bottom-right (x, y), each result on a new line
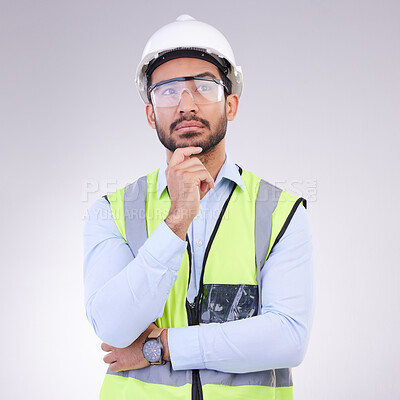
top-left (148, 327), bottom-right (165, 339)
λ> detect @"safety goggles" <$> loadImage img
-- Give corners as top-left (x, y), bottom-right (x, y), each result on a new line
top-left (148, 76), bottom-right (228, 108)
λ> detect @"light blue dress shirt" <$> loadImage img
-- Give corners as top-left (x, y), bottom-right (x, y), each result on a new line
top-left (83, 154), bottom-right (314, 373)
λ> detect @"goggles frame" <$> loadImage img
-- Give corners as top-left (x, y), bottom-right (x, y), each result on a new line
top-left (147, 76), bottom-right (229, 105)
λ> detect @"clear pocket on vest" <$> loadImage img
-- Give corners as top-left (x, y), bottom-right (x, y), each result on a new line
top-left (200, 284), bottom-right (258, 323)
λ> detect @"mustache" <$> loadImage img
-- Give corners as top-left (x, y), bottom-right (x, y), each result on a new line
top-left (170, 115), bottom-right (211, 133)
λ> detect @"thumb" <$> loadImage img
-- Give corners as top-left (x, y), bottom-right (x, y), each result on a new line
top-left (109, 362), bottom-right (121, 373)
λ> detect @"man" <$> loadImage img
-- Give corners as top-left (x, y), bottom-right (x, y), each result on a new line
top-left (83, 14), bottom-right (314, 400)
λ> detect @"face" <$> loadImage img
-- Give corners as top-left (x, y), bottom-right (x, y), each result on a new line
top-left (145, 58), bottom-right (239, 155)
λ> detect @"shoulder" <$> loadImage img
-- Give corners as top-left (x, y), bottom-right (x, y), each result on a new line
top-left (83, 196), bottom-right (121, 238)
top-left (240, 168), bottom-right (283, 194)
top-left (84, 196), bottom-right (113, 222)
top-left (286, 202), bottom-right (312, 240)
top-left (270, 201), bottom-right (313, 260)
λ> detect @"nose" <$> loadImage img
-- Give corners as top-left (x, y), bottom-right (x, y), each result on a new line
top-left (178, 88), bottom-right (199, 114)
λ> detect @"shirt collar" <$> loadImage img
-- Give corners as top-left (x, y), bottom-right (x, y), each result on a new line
top-left (156, 153), bottom-right (245, 199)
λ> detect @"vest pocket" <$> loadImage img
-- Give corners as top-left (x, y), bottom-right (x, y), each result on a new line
top-left (199, 284), bottom-right (258, 323)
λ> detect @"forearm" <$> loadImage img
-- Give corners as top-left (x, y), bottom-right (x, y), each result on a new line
top-left (168, 312), bottom-right (309, 373)
top-left (84, 198), bottom-right (187, 348)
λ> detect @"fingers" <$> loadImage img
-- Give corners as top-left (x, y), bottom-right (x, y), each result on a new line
top-left (167, 158), bottom-right (215, 189)
top-left (101, 342), bottom-right (113, 352)
top-left (195, 170), bottom-right (215, 190)
top-left (199, 169), bottom-right (215, 190)
top-left (170, 157), bottom-right (204, 170)
top-left (108, 362), bottom-right (121, 373)
top-left (167, 148), bottom-right (215, 190)
top-left (168, 147), bottom-right (203, 167)
top-left (102, 342), bottom-right (117, 365)
top-left (182, 166), bottom-right (214, 190)
top-left (200, 181), bottom-right (209, 194)
top-left (103, 351), bottom-right (117, 364)
top-left (164, 147), bottom-right (214, 235)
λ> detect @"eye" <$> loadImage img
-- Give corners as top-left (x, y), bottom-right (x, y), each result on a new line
top-left (160, 86), bottom-right (177, 96)
top-left (196, 83), bottom-right (213, 93)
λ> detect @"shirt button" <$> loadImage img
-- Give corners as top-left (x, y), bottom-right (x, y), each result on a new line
top-left (196, 240), bottom-right (203, 247)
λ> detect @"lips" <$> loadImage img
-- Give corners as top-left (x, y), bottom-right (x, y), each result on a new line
top-left (175, 121), bottom-right (204, 132)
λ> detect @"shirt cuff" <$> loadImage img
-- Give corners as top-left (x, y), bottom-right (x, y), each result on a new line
top-left (139, 220), bottom-right (187, 272)
top-left (168, 325), bottom-right (205, 370)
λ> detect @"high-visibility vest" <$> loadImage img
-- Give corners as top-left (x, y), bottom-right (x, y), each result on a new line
top-left (100, 167), bottom-right (306, 400)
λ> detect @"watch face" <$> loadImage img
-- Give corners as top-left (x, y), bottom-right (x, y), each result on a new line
top-left (143, 339), bottom-right (161, 363)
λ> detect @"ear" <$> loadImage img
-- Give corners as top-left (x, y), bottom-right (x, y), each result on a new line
top-left (225, 93), bottom-right (239, 121)
top-left (145, 102), bottom-right (156, 129)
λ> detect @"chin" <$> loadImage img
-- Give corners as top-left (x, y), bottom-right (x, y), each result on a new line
top-left (177, 131), bottom-right (203, 139)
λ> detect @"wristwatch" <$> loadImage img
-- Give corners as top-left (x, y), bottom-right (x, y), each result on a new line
top-left (142, 327), bottom-right (166, 365)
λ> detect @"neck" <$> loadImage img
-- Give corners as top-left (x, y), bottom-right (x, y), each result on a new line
top-left (196, 140), bottom-right (226, 181)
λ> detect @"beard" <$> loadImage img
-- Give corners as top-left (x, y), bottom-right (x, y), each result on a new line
top-left (154, 113), bottom-right (227, 155)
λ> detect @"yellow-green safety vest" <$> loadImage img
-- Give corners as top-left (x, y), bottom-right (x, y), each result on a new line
top-left (100, 167), bottom-right (306, 400)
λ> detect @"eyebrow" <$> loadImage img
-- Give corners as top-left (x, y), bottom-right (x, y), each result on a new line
top-left (194, 72), bottom-right (218, 79)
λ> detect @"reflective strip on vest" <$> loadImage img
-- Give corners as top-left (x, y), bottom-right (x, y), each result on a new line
top-left (100, 367), bottom-right (293, 399)
top-left (102, 167), bottom-right (305, 400)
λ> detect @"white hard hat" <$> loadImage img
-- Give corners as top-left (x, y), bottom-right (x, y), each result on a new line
top-left (135, 14), bottom-right (243, 103)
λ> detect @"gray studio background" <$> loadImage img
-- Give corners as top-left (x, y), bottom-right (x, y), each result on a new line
top-left (1, 1), bottom-right (399, 399)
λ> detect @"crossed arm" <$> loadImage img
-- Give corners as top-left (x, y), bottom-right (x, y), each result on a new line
top-left (83, 195), bottom-right (314, 373)
top-left (101, 322), bottom-right (170, 372)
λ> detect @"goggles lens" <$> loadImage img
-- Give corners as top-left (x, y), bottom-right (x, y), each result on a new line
top-left (149, 77), bottom-right (227, 108)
